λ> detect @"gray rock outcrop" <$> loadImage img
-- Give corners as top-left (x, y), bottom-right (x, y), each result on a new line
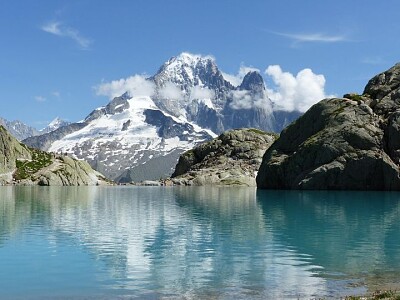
top-left (0, 126), bottom-right (109, 186)
top-left (257, 63), bottom-right (400, 190)
top-left (171, 128), bottom-right (277, 186)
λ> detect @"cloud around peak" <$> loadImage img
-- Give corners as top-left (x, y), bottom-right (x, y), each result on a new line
top-left (265, 65), bottom-right (331, 112)
top-left (95, 75), bottom-right (155, 99)
top-left (41, 21), bottom-right (91, 49)
top-left (222, 65), bottom-right (260, 87)
top-left (95, 56), bottom-right (331, 114)
top-left (222, 64), bottom-right (329, 112)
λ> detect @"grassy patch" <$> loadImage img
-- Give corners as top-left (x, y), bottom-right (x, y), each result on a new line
top-left (344, 290), bottom-right (400, 300)
top-left (247, 128), bottom-right (267, 135)
top-left (14, 149), bottom-right (52, 180)
top-left (246, 128), bottom-right (279, 139)
top-left (344, 93), bottom-right (363, 101)
top-left (220, 178), bottom-right (247, 186)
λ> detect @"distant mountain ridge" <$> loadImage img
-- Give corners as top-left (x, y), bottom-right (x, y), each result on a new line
top-left (24, 52), bottom-right (301, 182)
top-left (0, 117), bottom-right (39, 140)
top-left (0, 117), bottom-right (70, 140)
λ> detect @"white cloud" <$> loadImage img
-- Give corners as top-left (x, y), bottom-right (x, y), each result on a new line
top-left (222, 65), bottom-right (260, 87)
top-left (41, 21), bottom-right (91, 49)
top-left (221, 72), bottom-right (241, 87)
top-left (230, 90), bottom-right (254, 110)
top-left (229, 90), bottom-right (272, 111)
top-left (190, 86), bottom-right (215, 100)
top-left (158, 81), bottom-right (183, 100)
top-left (265, 65), bottom-right (329, 112)
top-left (52, 91), bottom-right (61, 98)
top-left (271, 31), bottom-right (348, 45)
top-left (35, 95), bottom-right (46, 102)
top-left (95, 75), bottom-right (156, 99)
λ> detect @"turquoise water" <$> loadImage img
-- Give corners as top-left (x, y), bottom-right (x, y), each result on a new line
top-left (0, 187), bottom-right (400, 299)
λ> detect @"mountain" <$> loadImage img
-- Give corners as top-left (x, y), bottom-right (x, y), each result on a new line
top-left (0, 117), bottom-right (70, 141)
top-left (171, 128), bottom-right (278, 186)
top-left (24, 53), bottom-right (301, 182)
top-left (24, 93), bottom-right (214, 182)
top-left (0, 126), bottom-right (108, 185)
top-left (40, 117), bottom-right (70, 134)
top-left (0, 117), bottom-right (39, 140)
top-left (150, 53), bottom-right (289, 133)
top-left (257, 63), bottom-right (400, 190)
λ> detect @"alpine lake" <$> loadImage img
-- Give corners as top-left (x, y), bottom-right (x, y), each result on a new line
top-left (1, 186), bottom-right (400, 299)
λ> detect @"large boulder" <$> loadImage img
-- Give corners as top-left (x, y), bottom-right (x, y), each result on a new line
top-left (171, 128), bottom-right (277, 186)
top-left (257, 63), bottom-right (400, 190)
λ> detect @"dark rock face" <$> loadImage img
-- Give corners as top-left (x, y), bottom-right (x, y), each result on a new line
top-left (85, 93), bottom-right (130, 123)
top-left (186, 102), bottom-right (225, 134)
top-left (23, 123), bottom-right (87, 151)
top-left (172, 128), bottom-right (277, 186)
top-left (143, 109), bottom-right (212, 140)
top-left (121, 120), bottom-right (131, 131)
top-left (116, 149), bottom-right (183, 183)
top-left (239, 71), bottom-right (265, 92)
top-left (257, 63), bottom-right (400, 190)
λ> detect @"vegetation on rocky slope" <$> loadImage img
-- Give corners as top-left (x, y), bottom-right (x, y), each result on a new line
top-left (14, 149), bottom-right (52, 180)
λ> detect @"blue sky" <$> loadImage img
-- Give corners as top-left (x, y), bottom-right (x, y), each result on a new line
top-left (1, 0), bottom-right (400, 128)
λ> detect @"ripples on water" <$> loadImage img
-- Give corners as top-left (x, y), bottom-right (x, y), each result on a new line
top-left (0, 186), bottom-right (400, 299)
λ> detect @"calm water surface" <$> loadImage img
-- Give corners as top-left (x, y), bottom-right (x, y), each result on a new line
top-left (0, 186), bottom-right (400, 299)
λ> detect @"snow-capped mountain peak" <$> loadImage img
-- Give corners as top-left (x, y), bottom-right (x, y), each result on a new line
top-left (152, 52), bottom-right (227, 91)
top-left (40, 117), bottom-right (70, 134)
top-left (48, 117), bottom-right (64, 128)
top-left (165, 52), bottom-right (215, 73)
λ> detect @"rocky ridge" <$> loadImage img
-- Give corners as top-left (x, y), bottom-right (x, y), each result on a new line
top-left (0, 116), bottom-right (70, 141)
top-left (0, 126), bottom-right (109, 186)
top-left (257, 63), bottom-right (400, 190)
top-left (171, 128), bottom-right (277, 186)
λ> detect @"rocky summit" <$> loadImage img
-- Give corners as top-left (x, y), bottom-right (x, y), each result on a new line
top-left (171, 128), bottom-right (277, 186)
top-left (257, 63), bottom-right (400, 190)
top-left (0, 126), bottom-right (109, 186)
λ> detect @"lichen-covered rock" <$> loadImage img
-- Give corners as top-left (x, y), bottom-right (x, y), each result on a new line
top-left (0, 126), bottom-right (109, 186)
top-left (257, 63), bottom-right (400, 190)
top-left (171, 128), bottom-right (277, 186)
